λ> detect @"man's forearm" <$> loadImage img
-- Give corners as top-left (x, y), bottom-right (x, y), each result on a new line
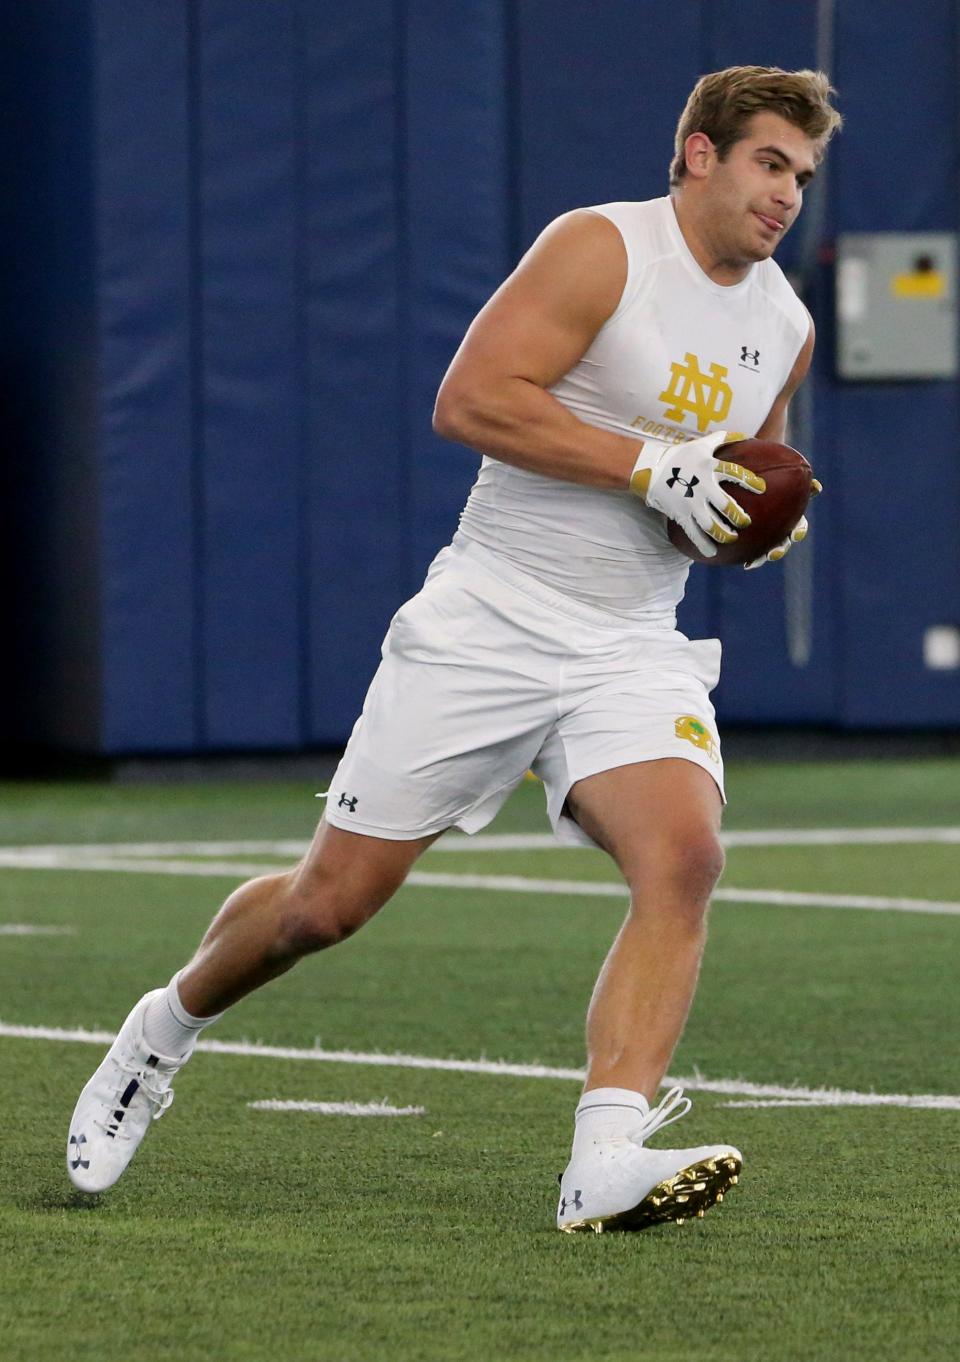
top-left (433, 375), bottom-right (645, 491)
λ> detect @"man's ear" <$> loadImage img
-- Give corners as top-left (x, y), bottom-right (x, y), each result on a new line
top-left (683, 131), bottom-right (715, 180)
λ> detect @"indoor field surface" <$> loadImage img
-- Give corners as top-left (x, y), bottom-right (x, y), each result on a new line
top-left (1, 758), bottom-right (958, 1362)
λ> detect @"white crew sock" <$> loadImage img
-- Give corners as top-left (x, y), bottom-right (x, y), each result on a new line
top-left (142, 972), bottom-right (223, 1059)
top-left (569, 1087), bottom-right (650, 1163)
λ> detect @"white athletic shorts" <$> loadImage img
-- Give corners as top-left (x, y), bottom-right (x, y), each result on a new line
top-left (324, 540), bottom-right (724, 847)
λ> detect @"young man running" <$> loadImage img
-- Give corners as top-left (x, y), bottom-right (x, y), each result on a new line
top-left (68, 66), bottom-right (840, 1233)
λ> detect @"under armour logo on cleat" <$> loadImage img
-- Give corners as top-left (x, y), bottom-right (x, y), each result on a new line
top-left (69, 1133), bottom-right (90, 1171)
top-left (559, 1191), bottom-right (584, 1215)
top-left (665, 471), bottom-right (699, 498)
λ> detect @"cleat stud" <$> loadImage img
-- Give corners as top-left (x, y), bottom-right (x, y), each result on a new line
top-left (716, 1192), bottom-right (724, 1203)
top-left (693, 1182), bottom-right (707, 1191)
top-left (696, 1209), bottom-right (705, 1219)
top-left (731, 1175), bottom-right (739, 1184)
top-left (676, 1218), bottom-right (685, 1226)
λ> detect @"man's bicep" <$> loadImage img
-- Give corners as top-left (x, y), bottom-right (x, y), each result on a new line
top-left (755, 312), bottom-right (815, 443)
top-left (437, 211), bottom-right (628, 397)
top-left (755, 399), bottom-right (789, 443)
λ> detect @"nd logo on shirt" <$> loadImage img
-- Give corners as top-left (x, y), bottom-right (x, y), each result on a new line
top-left (659, 352), bottom-right (733, 433)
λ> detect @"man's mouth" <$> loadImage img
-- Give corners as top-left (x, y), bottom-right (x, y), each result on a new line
top-left (753, 211), bottom-right (785, 232)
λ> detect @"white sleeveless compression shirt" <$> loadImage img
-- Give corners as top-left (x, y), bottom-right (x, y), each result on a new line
top-left (453, 195), bottom-right (810, 623)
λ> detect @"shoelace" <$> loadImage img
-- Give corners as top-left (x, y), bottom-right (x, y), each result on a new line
top-left (630, 1086), bottom-right (693, 1144)
top-left (93, 1056), bottom-right (176, 1141)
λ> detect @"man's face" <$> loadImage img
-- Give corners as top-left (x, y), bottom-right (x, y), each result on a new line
top-left (701, 111), bottom-right (819, 264)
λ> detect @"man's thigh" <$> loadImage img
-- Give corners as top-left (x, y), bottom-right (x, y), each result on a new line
top-left (564, 758), bottom-right (724, 884)
top-left (324, 555), bottom-right (557, 841)
top-left (533, 631), bottom-right (724, 847)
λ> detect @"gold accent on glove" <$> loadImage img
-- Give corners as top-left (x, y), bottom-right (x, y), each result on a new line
top-left (715, 459), bottom-right (766, 495)
top-left (629, 466), bottom-right (653, 498)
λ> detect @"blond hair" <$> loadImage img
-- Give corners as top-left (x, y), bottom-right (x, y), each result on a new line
top-left (669, 66), bottom-right (842, 186)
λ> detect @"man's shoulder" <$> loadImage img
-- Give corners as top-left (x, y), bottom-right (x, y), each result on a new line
top-left (581, 198), bottom-right (677, 270)
top-left (584, 197), bottom-right (670, 228)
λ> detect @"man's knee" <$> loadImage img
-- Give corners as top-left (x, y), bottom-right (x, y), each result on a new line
top-left (274, 847), bottom-right (413, 956)
top-left (626, 828), bottom-right (725, 919)
top-left (271, 866), bottom-right (378, 955)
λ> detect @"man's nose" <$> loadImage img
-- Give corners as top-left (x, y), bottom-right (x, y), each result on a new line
top-left (775, 179), bottom-right (799, 210)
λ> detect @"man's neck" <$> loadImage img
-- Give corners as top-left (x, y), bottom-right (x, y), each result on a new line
top-left (670, 193), bottom-right (753, 287)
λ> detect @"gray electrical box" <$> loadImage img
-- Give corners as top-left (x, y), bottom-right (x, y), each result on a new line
top-left (835, 232), bottom-right (957, 380)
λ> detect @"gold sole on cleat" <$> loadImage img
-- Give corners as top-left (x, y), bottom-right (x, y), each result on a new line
top-left (558, 1153), bottom-right (743, 1234)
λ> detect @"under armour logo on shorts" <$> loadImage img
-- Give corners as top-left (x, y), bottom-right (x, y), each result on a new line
top-left (337, 793), bottom-right (359, 812)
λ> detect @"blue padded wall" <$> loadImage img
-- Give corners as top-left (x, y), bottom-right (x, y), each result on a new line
top-left (5, 0), bottom-right (960, 752)
top-left (402, 0), bottom-right (512, 585)
top-left (94, 1), bottom-right (198, 750)
top-left (3, 2), bottom-right (102, 750)
top-left (828, 0), bottom-right (960, 726)
top-left (193, 0), bottom-right (304, 748)
top-left (300, 0), bottom-right (407, 746)
top-left (514, 0), bottom-right (704, 247)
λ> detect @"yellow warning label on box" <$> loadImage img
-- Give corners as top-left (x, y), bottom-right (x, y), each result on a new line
top-left (891, 270), bottom-right (946, 299)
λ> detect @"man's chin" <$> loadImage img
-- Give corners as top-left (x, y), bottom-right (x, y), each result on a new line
top-left (746, 237), bottom-right (777, 263)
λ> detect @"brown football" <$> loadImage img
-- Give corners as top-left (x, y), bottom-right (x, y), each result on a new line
top-left (667, 438), bottom-right (815, 566)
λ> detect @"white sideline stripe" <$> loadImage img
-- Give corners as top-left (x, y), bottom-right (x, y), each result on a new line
top-left (3, 827), bottom-right (960, 858)
top-left (0, 849), bottom-right (958, 916)
top-left (0, 852), bottom-right (292, 878)
top-left (450, 827), bottom-right (960, 850)
top-left (723, 826), bottom-right (960, 848)
top-left (713, 887), bottom-right (960, 916)
top-left (720, 1096), bottom-right (960, 1110)
top-left (248, 1099), bottom-right (425, 1116)
top-left (0, 923), bottom-right (75, 936)
top-left (1, 1020), bottom-right (958, 1110)
top-left (414, 873), bottom-right (960, 917)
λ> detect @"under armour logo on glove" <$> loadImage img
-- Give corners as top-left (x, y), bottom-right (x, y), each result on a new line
top-left (665, 470), bottom-right (699, 498)
top-left (69, 1133), bottom-right (90, 1171)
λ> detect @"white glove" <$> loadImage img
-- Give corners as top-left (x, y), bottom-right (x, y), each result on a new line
top-left (629, 431), bottom-right (766, 558)
top-left (743, 478), bottom-right (822, 570)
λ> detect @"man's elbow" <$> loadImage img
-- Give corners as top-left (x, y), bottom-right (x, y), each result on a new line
top-left (433, 381), bottom-right (473, 443)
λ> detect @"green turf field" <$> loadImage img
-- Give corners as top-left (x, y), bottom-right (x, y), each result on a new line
top-left (1, 758), bottom-right (959, 1361)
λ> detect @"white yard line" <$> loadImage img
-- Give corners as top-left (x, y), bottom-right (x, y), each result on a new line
top-left (448, 827), bottom-right (960, 850)
top-left (0, 846), bottom-right (956, 916)
top-left (411, 872), bottom-right (960, 917)
top-left (247, 1099), bottom-right (425, 1116)
top-left (2, 827), bottom-right (960, 858)
top-left (0, 851), bottom-right (291, 878)
top-left (723, 827), bottom-right (960, 848)
top-left (1, 1020), bottom-right (956, 1110)
top-left (0, 924), bottom-right (75, 936)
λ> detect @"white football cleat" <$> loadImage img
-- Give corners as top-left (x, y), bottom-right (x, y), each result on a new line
top-left (556, 1087), bottom-right (742, 1233)
top-left (67, 990), bottom-right (187, 1193)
